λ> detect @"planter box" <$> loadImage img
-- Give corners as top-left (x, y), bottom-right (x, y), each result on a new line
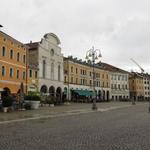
top-left (64, 102), bottom-right (70, 105)
top-left (3, 107), bottom-right (8, 112)
top-left (25, 100), bottom-right (40, 109)
top-left (50, 104), bottom-right (54, 107)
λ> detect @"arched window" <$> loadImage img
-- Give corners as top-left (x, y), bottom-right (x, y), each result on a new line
top-left (17, 70), bottom-right (19, 79)
top-left (9, 68), bottom-right (13, 77)
top-left (2, 46), bottom-right (6, 56)
top-left (2, 66), bottom-right (5, 76)
top-left (58, 65), bottom-right (61, 81)
top-left (51, 63), bottom-right (54, 80)
top-left (43, 60), bottom-right (46, 78)
top-left (23, 71), bottom-right (26, 80)
top-left (10, 49), bottom-right (13, 59)
top-left (17, 52), bottom-right (20, 61)
top-left (23, 55), bottom-right (26, 64)
top-left (50, 49), bottom-right (54, 56)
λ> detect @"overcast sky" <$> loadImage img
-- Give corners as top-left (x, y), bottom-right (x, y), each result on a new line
top-left (1, 0), bottom-right (150, 72)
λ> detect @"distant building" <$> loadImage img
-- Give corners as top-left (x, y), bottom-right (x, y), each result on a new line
top-left (0, 31), bottom-right (28, 93)
top-left (129, 72), bottom-right (144, 100)
top-left (98, 63), bottom-right (130, 101)
top-left (26, 33), bottom-right (64, 102)
top-left (129, 72), bottom-right (150, 100)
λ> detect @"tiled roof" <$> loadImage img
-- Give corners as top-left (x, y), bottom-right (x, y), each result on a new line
top-left (97, 62), bottom-right (129, 74)
top-left (0, 31), bottom-right (28, 48)
top-left (64, 56), bottom-right (128, 73)
top-left (26, 42), bottom-right (39, 50)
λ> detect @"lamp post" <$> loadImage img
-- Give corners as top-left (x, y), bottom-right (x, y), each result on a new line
top-left (85, 46), bottom-right (102, 110)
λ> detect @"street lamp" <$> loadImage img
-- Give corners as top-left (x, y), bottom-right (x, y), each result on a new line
top-left (85, 46), bottom-right (102, 110)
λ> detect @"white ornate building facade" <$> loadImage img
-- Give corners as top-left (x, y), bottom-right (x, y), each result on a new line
top-left (27, 33), bottom-right (64, 99)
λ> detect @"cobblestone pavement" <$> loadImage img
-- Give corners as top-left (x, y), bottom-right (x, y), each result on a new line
top-left (0, 103), bottom-right (150, 150)
top-left (0, 102), bottom-right (145, 122)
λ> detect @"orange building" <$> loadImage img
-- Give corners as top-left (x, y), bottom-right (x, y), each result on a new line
top-left (0, 31), bottom-right (28, 94)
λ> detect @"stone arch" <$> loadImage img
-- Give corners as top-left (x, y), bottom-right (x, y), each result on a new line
top-left (3, 87), bottom-right (11, 94)
top-left (1, 87), bottom-right (11, 99)
top-left (40, 85), bottom-right (48, 94)
top-left (56, 87), bottom-right (62, 103)
top-left (49, 86), bottom-right (55, 96)
top-left (56, 87), bottom-right (62, 97)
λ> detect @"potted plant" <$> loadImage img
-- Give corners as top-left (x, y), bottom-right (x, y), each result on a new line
top-left (24, 94), bottom-right (41, 109)
top-left (46, 96), bottom-right (55, 107)
top-left (2, 96), bottom-right (13, 112)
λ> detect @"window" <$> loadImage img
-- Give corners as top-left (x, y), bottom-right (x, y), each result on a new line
top-left (23, 71), bottom-right (26, 80)
top-left (80, 79), bottom-right (82, 84)
top-left (2, 66), bottom-right (5, 76)
top-left (107, 82), bottom-right (109, 87)
top-left (64, 76), bottom-right (67, 83)
top-left (23, 55), bottom-right (26, 64)
top-left (10, 68), bottom-right (13, 77)
top-left (2, 46), bottom-right (6, 56)
top-left (16, 70), bottom-right (19, 79)
top-left (43, 60), bottom-right (46, 78)
top-left (51, 62), bottom-right (54, 80)
top-left (89, 72), bottom-right (92, 76)
top-left (103, 82), bottom-right (104, 87)
top-left (71, 66), bottom-right (73, 73)
top-left (17, 52), bottom-right (20, 61)
top-left (107, 74), bottom-right (108, 79)
top-left (111, 75), bottom-right (113, 80)
top-left (58, 65), bottom-right (61, 81)
top-left (90, 80), bottom-right (92, 86)
top-left (76, 68), bottom-right (78, 74)
top-left (35, 71), bottom-right (37, 78)
top-left (71, 77), bottom-right (73, 83)
top-left (102, 74), bottom-right (104, 78)
top-left (29, 69), bottom-right (32, 78)
top-left (122, 75), bottom-right (124, 80)
top-left (76, 78), bottom-right (78, 84)
top-left (125, 75), bottom-right (127, 81)
top-left (50, 49), bottom-right (54, 56)
top-left (114, 75), bottom-right (116, 80)
top-left (10, 49), bottom-right (13, 59)
top-left (118, 84), bottom-right (120, 89)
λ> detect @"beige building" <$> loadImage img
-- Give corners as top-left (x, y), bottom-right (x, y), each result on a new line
top-left (129, 72), bottom-right (144, 100)
top-left (99, 63), bottom-right (130, 101)
top-left (64, 56), bottom-right (110, 101)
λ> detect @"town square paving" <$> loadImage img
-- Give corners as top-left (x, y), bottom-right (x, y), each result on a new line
top-left (0, 102), bottom-right (150, 150)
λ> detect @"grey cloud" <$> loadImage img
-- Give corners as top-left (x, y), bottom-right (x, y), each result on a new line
top-left (1, 0), bottom-right (150, 72)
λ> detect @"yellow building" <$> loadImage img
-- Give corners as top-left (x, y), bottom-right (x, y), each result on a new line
top-left (64, 56), bottom-right (110, 101)
top-left (129, 72), bottom-right (144, 100)
top-left (0, 31), bottom-right (28, 94)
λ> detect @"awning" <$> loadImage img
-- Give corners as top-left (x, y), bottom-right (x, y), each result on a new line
top-left (73, 90), bottom-right (93, 97)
